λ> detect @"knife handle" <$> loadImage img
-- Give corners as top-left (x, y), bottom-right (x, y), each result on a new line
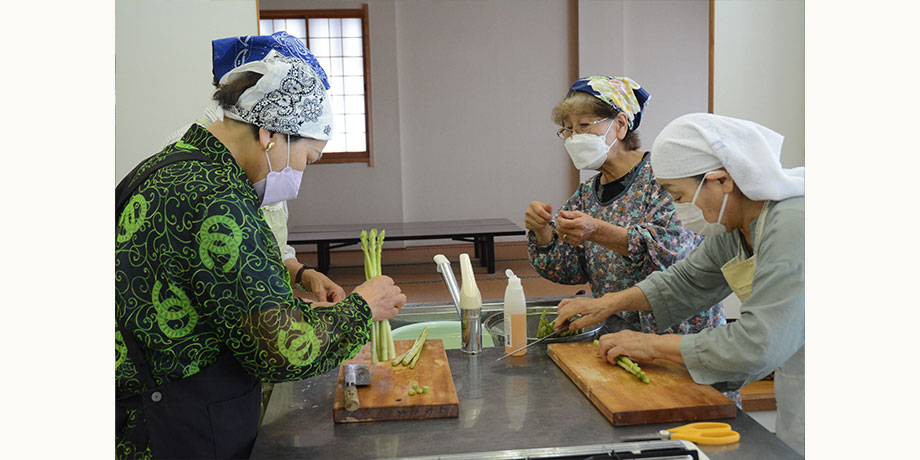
top-left (344, 384), bottom-right (360, 411)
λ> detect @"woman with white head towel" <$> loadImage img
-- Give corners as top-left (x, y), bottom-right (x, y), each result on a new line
top-left (555, 113), bottom-right (805, 455)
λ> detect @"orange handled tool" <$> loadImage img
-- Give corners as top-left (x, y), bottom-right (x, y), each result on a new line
top-left (623, 422), bottom-right (740, 445)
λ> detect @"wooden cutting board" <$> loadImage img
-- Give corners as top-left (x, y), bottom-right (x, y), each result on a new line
top-left (333, 339), bottom-right (459, 423)
top-left (548, 342), bottom-right (736, 426)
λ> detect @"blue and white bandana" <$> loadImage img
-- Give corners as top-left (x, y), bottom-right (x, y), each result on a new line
top-left (570, 76), bottom-right (650, 131)
top-left (212, 32), bottom-right (330, 89)
top-left (211, 32), bottom-right (333, 140)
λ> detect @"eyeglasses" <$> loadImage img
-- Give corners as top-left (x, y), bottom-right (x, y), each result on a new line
top-left (556, 117), bottom-right (610, 139)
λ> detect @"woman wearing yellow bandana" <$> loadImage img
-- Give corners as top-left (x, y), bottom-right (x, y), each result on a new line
top-left (526, 77), bottom-right (735, 402)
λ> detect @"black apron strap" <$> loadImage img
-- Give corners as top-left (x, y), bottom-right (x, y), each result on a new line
top-left (116, 150), bottom-right (213, 392)
top-left (116, 151), bottom-right (213, 222)
top-left (116, 150), bottom-right (260, 459)
top-left (116, 150), bottom-right (215, 448)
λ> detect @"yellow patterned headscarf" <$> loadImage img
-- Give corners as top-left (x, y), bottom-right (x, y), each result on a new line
top-left (570, 76), bottom-right (650, 130)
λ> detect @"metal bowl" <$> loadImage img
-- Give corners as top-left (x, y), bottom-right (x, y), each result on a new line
top-left (482, 307), bottom-right (602, 346)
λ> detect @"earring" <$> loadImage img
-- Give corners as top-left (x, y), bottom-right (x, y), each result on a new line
top-left (265, 141), bottom-right (275, 152)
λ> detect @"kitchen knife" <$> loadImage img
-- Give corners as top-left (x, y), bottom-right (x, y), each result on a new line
top-left (494, 314), bottom-right (583, 362)
top-left (343, 364), bottom-right (371, 411)
top-left (494, 329), bottom-right (561, 361)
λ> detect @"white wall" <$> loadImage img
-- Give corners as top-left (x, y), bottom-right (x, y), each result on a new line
top-left (115, 0), bottom-right (257, 182)
top-left (714, 0), bottom-right (805, 168)
top-left (577, 0), bottom-right (710, 182)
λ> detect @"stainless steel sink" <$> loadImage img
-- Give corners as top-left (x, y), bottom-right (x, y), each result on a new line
top-left (390, 297), bottom-right (603, 347)
top-left (390, 297), bottom-right (567, 330)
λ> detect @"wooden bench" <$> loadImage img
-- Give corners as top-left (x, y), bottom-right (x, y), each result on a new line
top-left (287, 218), bottom-right (526, 274)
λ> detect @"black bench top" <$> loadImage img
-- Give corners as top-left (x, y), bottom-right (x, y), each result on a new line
top-left (287, 218), bottom-right (524, 243)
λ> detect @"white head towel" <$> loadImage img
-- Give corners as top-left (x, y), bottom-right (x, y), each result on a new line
top-left (650, 113), bottom-right (804, 201)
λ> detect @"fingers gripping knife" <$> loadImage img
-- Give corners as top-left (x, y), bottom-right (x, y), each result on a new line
top-left (343, 364), bottom-right (371, 412)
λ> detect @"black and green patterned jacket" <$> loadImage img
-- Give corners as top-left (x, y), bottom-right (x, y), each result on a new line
top-left (115, 124), bottom-right (372, 459)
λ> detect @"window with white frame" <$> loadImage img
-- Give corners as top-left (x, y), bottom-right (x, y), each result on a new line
top-left (259, 6), bottom-right (372, 164)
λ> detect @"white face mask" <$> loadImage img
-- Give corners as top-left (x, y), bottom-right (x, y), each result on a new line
top-left (564, 119), bottom-right (616, 170)
top-left (673, 171), bottom-right (729, 236)
top-left (254, 135), bottom-right (304, 207)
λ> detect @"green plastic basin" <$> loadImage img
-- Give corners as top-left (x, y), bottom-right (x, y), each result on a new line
top-left (391, 321), bottom-right (494, 350)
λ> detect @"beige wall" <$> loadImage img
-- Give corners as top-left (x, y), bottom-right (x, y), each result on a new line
top-left (262, 0), bottom-right (406, 228)
top-left (118, 0), bottom-right (722, 243)
top-left (115, 0), bottom-right (258, 182)
top-left (577, 0), bottom-right (710, 182)
top-left (713, 0), bottom-right (805, 320)
top-left (261, 0), bottom-right (575, 244)
top-left (714, 0), bottom-right (805, 168)
top-left (262, 0), bottom-right (712, 240)
top-left (394, 0), bottom-right (572, 234)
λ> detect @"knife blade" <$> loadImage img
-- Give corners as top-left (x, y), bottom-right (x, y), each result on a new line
top-left (494, 314), bottom-right (583, 362)
top-left (494, 330), bottom-right (561, 361)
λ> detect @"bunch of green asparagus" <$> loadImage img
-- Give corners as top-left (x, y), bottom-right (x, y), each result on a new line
top-left (593, 339), bottom-right (650, 384)
top-left (361, 229), bottom-right (396, 363)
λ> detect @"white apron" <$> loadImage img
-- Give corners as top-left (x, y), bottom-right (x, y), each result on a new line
top-left (720, 202), bottom-right (804, 456)
top-left (260, 201), bottom-right (289, 259)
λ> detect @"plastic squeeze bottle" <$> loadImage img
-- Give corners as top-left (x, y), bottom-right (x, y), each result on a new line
top-left (503, 269), bottom-right (528, 356)
top-left (458, 253), bottom-right (482, 354)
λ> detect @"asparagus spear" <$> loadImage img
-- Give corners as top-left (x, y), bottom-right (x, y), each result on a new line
top-left (593, 339), bottom-right (650, 383)
top-left (398, 327), bottom-right (429, 366)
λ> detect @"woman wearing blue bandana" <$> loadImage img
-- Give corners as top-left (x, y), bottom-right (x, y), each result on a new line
top-left (525, 76), bottom-right (734, 401)
top-left (115, 32), bottom-right (406, 459)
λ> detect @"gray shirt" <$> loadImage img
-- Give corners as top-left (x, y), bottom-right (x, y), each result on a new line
top-left (636, 196), bottom-right (804, 391)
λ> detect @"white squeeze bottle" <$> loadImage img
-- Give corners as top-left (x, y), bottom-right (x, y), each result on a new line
top-left (503, 269), bottom-right (527, 356)
top-left (458, 253), bottom-right (482, 354)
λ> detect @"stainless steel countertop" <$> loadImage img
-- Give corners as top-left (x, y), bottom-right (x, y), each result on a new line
top-left (251, 345), bottom-right (802, 460)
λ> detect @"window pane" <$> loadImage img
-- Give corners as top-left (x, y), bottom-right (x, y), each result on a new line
top-left (344, 95), bottom-right (365, 114)
top-left (342, 38), bottom-right (363, 57)
top-left (345, 114), bottom-right (366, 133)
top-left (346, 132), bottom-right (366, 152)
top-left (264, 14), bottom-right (370, 161)
top-left (329, 18), bottom-right (342, 38)
top-left (310, 38), bottom-right (331, 57)
top-left (342, 18), bottom-right (362, 37)
top-left (330, 95), bottom-right (345, 115)
top-left (342, 57), bottom-right (363, 76)
top-left (329, 38), bottom-right (343, 57)
top-left (285, 19), bottom-right (306, 39)
top-left (260, 20), bottom-right (273, 35)
top-left (328, 76), bottom-right (345, 94)
top-left (329, 57), bottom-right (344, 76)
top-left (308, 18), bottom-right (328, 37)
top-left (316, 57), bottom-right (332, 76)
top-left (343, 76), bottom-right (364, 95)
top-left (325, 133), bottom-right (345, 153)
top-left (333, 114), bottom-right (346, 134)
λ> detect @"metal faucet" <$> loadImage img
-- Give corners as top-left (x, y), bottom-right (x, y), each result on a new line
top-left (433, 254), bottom-right (462, 318)
top-left (433, 254), bottom-right (482, 354)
